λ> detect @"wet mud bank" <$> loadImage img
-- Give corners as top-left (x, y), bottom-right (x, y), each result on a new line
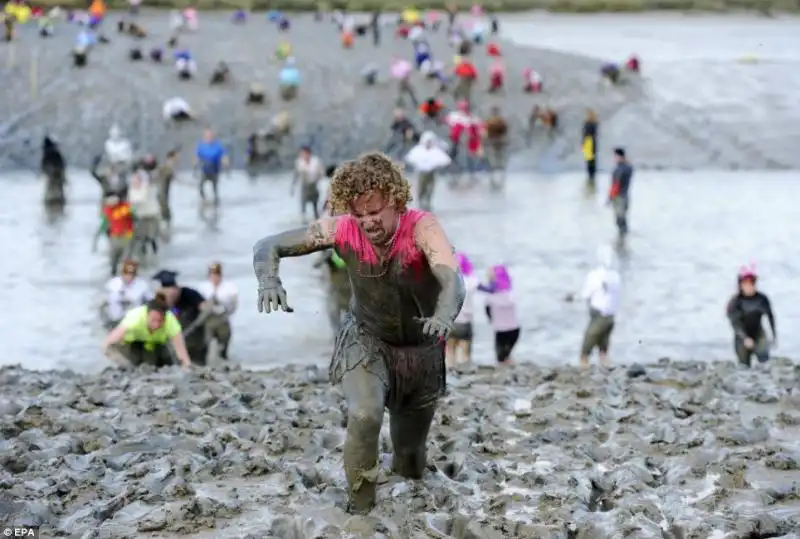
top-left (0, 12), bottom-right (637, 172)
top-left (2, 359), bottom-right (799, 538)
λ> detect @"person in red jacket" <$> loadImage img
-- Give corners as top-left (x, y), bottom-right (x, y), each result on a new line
top-left (93, 194), bottom-right (135, 276)
top-left (453, 56), bottom-right (477, 103)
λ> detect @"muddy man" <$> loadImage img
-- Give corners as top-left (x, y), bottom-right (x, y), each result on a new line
top-left (254, 153), bottom-right (464, 514)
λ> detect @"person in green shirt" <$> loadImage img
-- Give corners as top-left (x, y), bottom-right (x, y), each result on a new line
top-left (102, 293), bottom-right (192, 368)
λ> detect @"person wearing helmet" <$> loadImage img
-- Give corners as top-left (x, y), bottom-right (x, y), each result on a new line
top-left (726, 265), bottom-right (776, 368)
top-left (100, 259), bottom-right (153, 328)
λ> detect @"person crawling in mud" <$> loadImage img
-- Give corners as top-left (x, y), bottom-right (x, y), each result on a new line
top-left (41, 135), bottom-right (67, 206)
top-left (209, 61), bottom-right (230, 85)
top-left (126, 21), bottom-right (147, 38)
top-left (253, 152), bottom-right (465, 514)
top-left (103, 292), bottom-right (192, 369)
top-left (153, 269), bottom-right (210, 366)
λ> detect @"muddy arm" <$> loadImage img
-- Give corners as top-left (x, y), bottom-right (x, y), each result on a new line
top-left (726, 296), bottom-right (747, 340)
top-left (253, 217), bottom-right (339, 282)
top-left (763, 296), bottom-right (776, 340)
top-left (415, 214), bottom-right (465, 322)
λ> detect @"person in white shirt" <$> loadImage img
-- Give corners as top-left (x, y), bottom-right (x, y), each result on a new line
top-left (292, 145), bottom-right (325, 221)
top-left (162, 96), bottom-right (194, 122)
top-left (128, 168), bottom-right (161, 258)
top-left (404, 131), bottom-right (451, 211)
top-left (197, 262), bottom-right (238, 360)
top-left (579, 244), bottom-right (621, 369)
top-left (104, 124), bottom-right (133, 170)
top-left (446, 252), bottom-right (478, 367)
top-left (101, 259), bottom-right (153, 328)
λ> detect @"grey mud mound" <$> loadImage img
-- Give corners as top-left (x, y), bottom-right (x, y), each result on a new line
top-left (0, 11), bottom-right (637, 172)
top-left (2, 358), bottom-right (800, 538)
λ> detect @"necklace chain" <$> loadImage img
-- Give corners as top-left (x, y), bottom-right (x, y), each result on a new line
top-left (355, 217), bottom-right (401, 279)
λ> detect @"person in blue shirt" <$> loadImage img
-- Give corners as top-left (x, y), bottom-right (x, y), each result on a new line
top-left (194, 129), bottom-right (228, 206)
top-left (278, 57), bottom-right (300, 101)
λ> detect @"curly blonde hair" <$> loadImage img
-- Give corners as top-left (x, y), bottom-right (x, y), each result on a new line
top-left (328, 152), bottom-right (412, 214)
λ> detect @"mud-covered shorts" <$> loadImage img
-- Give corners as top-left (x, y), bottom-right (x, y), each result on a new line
top-left (581, 309), bottom-right (615, 355)
top-left (329, 314), bottom-right (446, 412)
top-left (450, 322), bottom-right (473, 341)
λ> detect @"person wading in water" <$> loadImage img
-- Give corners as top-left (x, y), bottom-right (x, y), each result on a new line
top-left (726, 265), bottom-right (776, 369)
top-left (194, 128), bottom-right (229, 206)
top-left (253, 152), bottom-right (465, 514)
top-left (93, 194), bottom-right (135, 276)
top-left (582, 109), bottom-right (599, 190)
top-left (608, 147), bottom-right (633, 243)
top-left (101, 258), bottom-right (152, 328)
top-left (484, 106), bottom-right (508, 189)
top-left (197, 261), bottom-right (238, 360)
top-left (292, 145), bottom-right (324, 221)
top-left (155, 148), bottom-right (179, 234)
top-left (579, 244), bottom-right (620, 370)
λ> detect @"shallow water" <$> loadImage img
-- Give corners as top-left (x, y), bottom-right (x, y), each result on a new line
top-left (2, 168), bottom-right (798, 373)
top-left (503, 13), bottom-right (800, 169)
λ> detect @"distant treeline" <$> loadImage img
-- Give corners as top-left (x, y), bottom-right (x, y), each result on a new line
top-left (30, 0), bottom-right (799, 13)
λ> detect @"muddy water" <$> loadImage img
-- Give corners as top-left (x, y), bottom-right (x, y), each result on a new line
top-left (503, 13), bottom-right (800, 170)
top-left (1, 168), bottom-right (798, 373)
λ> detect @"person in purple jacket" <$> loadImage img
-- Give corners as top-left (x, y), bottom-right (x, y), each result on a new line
top-left (478, 264), bottom-right (520, 364)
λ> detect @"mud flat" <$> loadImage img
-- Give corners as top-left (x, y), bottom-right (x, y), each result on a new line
top-left (1, 358), bottom-right (799, 538)
top-left (0, 11), bottom-right (638, 171)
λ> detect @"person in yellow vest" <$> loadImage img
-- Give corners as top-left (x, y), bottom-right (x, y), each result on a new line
top-left (581, 109), bottom-right (599, 189)
top-left (103, 293), bottom-right (192, 368)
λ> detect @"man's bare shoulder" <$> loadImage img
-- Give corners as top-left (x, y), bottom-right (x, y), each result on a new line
top-left (413, 214), bottom-right (457, 269)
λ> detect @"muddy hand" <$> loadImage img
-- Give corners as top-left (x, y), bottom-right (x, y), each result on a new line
top-left (257, 277), bottom-right (294, 313)
top-left (416, 316), bottom-right (452, 339)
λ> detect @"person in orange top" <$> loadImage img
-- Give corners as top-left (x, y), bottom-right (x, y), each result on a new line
top-left (93, 194), bottom-right (135, 276)
top-left (419, 97), bottom-right (444, 123)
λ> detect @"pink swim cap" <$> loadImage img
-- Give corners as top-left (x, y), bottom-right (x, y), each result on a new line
top-left (738, 263), bottom-right (757, 281)
top-left (456, 252), bottom-right (473, 276)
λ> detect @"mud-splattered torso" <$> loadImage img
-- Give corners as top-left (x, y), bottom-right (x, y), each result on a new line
top-left (334, 211), bottom-right (440, 346)
top-left (336, 249), bottom-right (440, 346)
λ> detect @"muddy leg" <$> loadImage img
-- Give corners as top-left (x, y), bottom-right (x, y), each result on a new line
top-left (390, 406), bottom-right (436, 479)
top-left (214, 320), bottom-right (232, 359)
top-left (108, 237), bottom-right (126, 276)
top-left (308, 193), bottom-right (320, 219)
top-left (341, 360), bottom-right (387, 514)
top-left (198, 176), bottom-right (207, 201)
top-left (417, 172), bottom-right (434, 211)
top-left (211, 176), bottom-right (220, 206)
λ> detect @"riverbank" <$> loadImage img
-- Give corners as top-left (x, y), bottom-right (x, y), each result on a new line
top-left (1, 359), bottom-right (798, 537)
top-left (0, 9), bottom-right (637, 172)
top-left (30, 0), bottom-right (800, 15)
